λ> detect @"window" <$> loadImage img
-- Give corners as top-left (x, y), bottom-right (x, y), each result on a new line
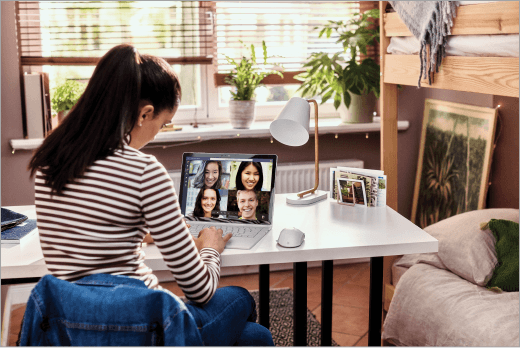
top-left (16, 1), bottom-right (213, 129)
top-left (16, 1), bottom-right (378, 135)
top-left (210, 1), bottom-right (370, 122)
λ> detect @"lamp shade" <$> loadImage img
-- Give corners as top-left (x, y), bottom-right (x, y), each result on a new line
top-left (270, 97), bottom-right (310, 146)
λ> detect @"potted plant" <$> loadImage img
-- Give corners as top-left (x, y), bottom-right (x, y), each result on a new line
top-left (51, 79), bottom-right (86, 124)
top-left (224, 41), bottom-right (283, 129)
top-left (295, 9), bottom-right (380, 123)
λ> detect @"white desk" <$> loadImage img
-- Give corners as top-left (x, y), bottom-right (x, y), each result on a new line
top-left (2, 196), bottom-right (438, 346)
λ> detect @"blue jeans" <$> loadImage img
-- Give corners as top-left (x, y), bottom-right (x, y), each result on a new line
top-left (185, 286), bottom-right (274, 346)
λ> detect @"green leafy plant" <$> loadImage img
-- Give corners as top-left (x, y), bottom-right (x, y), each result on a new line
top-left (224, 41), bottom-right (283, 101)
top-left (295, 9), bottom-right (380, 109)
top-left (51, 80), bottom-right (86, 113)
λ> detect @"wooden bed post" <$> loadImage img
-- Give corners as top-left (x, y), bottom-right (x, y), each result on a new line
top-left (379, 1), bottom-right (399, 211)
top-left (379, 1), bottom-right (400, 338)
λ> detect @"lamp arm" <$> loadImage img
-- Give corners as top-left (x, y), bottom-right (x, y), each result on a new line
top-left (298, 99), bottom-right (319, 198)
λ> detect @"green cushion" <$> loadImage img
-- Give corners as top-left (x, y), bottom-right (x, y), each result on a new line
top-left (486, 219), bottom-right (519, 292)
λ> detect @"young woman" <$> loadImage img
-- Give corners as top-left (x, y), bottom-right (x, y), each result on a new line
top-left (28, 44), bottom-right (273, 346)
top-left (192, 188), bottom-right (221, 218)
top-left (192, 160), bottom-right (229, 189)
top-left (235, 161), bottom-right (264, 191)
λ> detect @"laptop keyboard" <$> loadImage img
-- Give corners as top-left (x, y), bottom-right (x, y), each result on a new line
top-left (189, 224), bottom-right (270, 239)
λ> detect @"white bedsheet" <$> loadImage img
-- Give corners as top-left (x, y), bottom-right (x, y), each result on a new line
top-left (387, 34), bottom-right (519, 58)
top-left (383, 263), bottom-right (519, 347)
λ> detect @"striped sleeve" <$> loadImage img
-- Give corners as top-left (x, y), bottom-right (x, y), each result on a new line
top-left (140, 158), bottom-right (220, 304)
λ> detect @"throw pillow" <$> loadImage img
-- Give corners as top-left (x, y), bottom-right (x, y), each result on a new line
top-left (396, 209), bottom-right (519, 286)
top-left (486, 219), bottom-right (519, 292)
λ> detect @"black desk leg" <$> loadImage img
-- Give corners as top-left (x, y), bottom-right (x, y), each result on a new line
top-left (368, 257), bottom-right (384, 346)
top-left (321, 260), bottom-right (333, 346)
top-left (1, 277), bottom-right (41, 285)
top-left (259, 264), bottom-right (270, 329)
top-left (293, 262), bottom-right (307, 346)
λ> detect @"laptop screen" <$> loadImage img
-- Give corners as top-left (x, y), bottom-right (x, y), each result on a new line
top-left (178, 153), bottom-right (277, 225)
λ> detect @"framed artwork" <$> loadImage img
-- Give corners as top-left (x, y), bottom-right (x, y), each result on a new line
top-left (411, 99), bottom-right (498, 228)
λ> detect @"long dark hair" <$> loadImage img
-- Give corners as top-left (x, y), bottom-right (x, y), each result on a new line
top-left (28, 44), bottom-right (181, 195)
top-left (192, 161), bottom-right (222, 189)
top-left (192, 188), bottom-right (221, 218)
top-left (235, 161), bottom-right (263, 190)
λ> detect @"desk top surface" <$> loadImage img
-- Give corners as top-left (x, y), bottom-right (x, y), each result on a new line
top-left (1, 195), bottom-right (438, 279)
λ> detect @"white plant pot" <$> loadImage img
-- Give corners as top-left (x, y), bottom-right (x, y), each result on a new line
top-left (229, 100), bottom-right (256, 129)
top-left (337, 92), bottom-right (376, 124)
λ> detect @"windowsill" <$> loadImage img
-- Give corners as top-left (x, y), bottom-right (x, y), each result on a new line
top-left (9, 118), bottom-right (410, 151)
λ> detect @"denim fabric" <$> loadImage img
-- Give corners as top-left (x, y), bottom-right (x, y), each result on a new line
top-left (185, 286), bottom-right (274, 346)
top-left (17, 274), bottom-right (203, 346)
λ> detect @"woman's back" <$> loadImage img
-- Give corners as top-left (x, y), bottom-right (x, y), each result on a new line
top-left (35, 145), bottom-right (219, 297)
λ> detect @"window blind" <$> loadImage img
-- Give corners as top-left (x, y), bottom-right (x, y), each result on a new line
top-left (16, 1), bottom-right (215, 66)
top-left (213, 1), bottom-right (378, 85)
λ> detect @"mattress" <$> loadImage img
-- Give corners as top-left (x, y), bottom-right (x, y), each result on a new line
top-left (383, 263), bottom-right (520, 347)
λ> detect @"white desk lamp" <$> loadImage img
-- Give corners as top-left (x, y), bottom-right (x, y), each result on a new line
top-left (270, 97), bottom-right (328, 205)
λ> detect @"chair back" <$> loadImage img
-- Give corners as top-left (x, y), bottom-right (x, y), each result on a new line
top-left (17, 274), bottom-right (203, 346)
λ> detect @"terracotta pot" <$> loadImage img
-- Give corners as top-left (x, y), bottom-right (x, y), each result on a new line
top-left (229, 100), bottom-right (256, 129)
top-left (57, 110), bottom-right (70, 124)
top-left (337, 92), bottom-right (376, 124)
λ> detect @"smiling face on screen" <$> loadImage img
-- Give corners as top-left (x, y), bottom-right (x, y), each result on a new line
top-left (201, 189), bottom-right (217, 217)
top-left (241, 163), bottom-right (260, 190)
top-left (204, 162), bottom-right (220, 188)
top-left (237, 190), bottom-right (258, 220)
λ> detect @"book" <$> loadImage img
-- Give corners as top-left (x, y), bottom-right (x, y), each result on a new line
top-left (1, 219), bottom-right (38, 244)
top-left (1, 208), bottom-right (28, 231)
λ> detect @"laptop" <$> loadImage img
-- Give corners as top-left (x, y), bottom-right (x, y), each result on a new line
top-left (178, 152), bottom-right (278, 250)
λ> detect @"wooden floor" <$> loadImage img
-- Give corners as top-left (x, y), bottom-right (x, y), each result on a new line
top-left (163, 262), bottom-right (371, 346)
top-left (6, 262), bottom-right (370, 346)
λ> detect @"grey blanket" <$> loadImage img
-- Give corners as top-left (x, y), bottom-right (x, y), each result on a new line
top-left (389, 1), bottom-right (459, 87)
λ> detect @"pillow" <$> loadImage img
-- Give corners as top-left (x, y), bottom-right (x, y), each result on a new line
top-left (396, 208), bottom-right (519, 286)
top-left (485, 219), bottom-right (519, 292)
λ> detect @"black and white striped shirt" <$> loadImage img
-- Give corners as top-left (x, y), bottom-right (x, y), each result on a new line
top-left (35, 145), bottom-right (220, 304)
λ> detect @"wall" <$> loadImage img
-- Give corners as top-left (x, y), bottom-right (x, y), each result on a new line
top-left (1, 2), bottom-right (33, 207)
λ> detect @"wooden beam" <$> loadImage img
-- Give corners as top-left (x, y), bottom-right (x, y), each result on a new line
top-left (380, 3), bottom-right (401, 334)
top-left (380, 1), bottom-right (399, 211)
top-left (213, 71), bottom-right (304, 87)
top-left (384, 1), bottom-right (519, 37)
top-left (384, 55), bottom-right (519, 97)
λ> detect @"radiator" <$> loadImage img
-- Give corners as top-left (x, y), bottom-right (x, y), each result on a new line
top-left (168, 159), bottom-right (363, 194)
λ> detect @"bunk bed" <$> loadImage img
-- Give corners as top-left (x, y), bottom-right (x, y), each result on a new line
top-left (378, 1), bottom-right (519, 346)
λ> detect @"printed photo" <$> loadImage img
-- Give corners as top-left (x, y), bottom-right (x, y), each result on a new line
top-left (337, 178), bottom-right (366, 206)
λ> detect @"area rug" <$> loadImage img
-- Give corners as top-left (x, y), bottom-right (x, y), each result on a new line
top-left (249, 288), bottom-right (339, 347)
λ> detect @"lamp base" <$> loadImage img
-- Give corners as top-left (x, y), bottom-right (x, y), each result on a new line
top-left (286, 190), bottom-right (328, 206)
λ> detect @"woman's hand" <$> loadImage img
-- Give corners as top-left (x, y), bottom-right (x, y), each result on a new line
top-left (194, 226), bottom-right (232, 254)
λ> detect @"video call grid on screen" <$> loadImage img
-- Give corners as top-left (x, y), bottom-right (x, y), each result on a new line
top-left (179, 153), bottom-right (277, 224)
